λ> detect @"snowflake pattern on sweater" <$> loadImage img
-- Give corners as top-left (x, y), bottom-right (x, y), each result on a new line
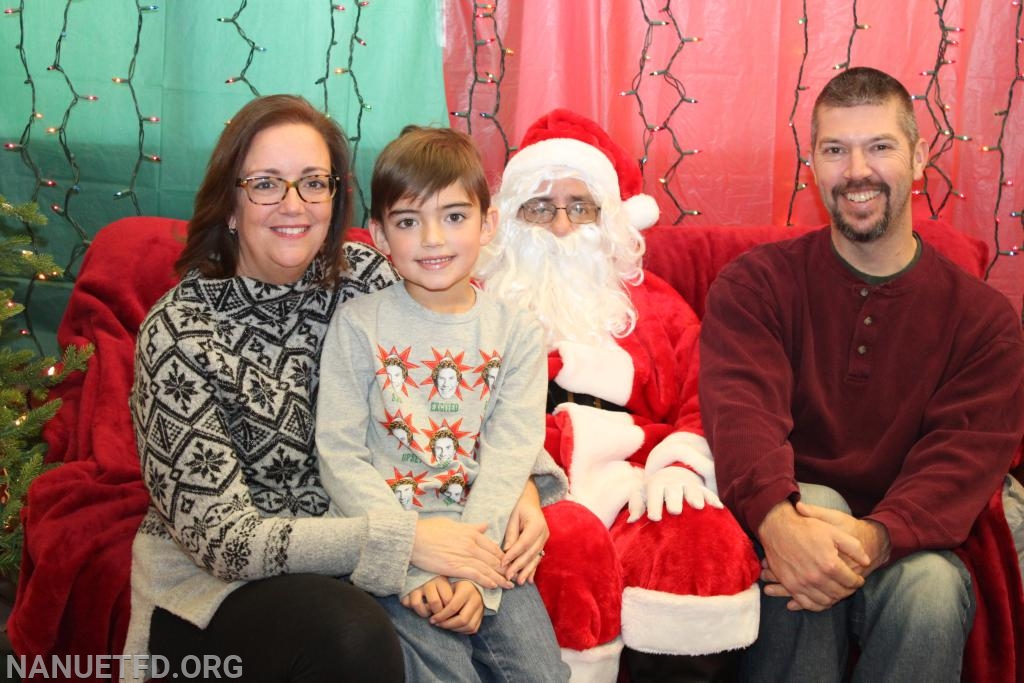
top-left (130, 244), bottom-right (398, 581)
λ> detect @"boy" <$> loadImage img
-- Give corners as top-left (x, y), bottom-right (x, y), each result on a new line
top-left (316, 126), bottom-right (568, 681)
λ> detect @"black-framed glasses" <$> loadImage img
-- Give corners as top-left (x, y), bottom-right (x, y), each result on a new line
top-left (518, 199), bottom-right (600, 225)
top-left (236, 174), bottom-right (339, 205)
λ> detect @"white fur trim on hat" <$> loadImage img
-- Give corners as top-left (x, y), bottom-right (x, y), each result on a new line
top-left (560, 638), bottom-right (624, 683)
top-left (505, 138), bottom-right (620, 202)
top-left (621, 584), bottom-right (760, 655)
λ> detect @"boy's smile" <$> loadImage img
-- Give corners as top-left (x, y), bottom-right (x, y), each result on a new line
top-left (371, 181), bottom-right (496, 313)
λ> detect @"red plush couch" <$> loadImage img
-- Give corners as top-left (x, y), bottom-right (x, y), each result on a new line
top-left (9, 215), bottom-right (1022, 681)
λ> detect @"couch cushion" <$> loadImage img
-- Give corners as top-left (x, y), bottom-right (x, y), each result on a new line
top-left (642, 218), bottom-right (989, 318)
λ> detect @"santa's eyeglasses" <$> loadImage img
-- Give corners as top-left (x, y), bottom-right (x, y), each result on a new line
top-left (518, 199), bottom-right (600, 225)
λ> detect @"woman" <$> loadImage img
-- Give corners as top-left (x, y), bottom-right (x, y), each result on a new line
top-left (123, 95), bottom-right (563, 681)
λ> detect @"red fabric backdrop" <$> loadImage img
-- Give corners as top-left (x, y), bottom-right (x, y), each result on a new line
top-left (442, 0), bottom-right (1023, 312)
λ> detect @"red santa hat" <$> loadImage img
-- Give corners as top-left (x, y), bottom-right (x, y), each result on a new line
top-left (505, 109), bottom-right (660, 230)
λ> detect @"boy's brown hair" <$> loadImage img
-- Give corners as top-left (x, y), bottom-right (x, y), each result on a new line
top-left (370, 125), bottom-right (490, 222)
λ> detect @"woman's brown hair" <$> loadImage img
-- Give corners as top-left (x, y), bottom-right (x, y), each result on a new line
top-left (175, 94), bottom-right (352, 285)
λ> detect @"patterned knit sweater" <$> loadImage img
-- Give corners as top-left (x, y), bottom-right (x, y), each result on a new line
top-left (122, 243), bottom-right (414, 660)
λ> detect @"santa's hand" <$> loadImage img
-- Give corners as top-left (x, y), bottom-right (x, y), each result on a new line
top-left (554, 340), bottom-right (634, 406)
top-left (644, 466), bottom-right (722, 522)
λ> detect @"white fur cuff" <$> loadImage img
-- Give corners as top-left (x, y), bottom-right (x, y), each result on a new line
top-left (621, 584), bottom-right (760, 655)
top-left (561, 637), bottom-right (624, 683)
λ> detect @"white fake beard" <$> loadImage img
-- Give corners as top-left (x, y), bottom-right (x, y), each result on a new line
top-left (482, 220), bottom-right (636, 350)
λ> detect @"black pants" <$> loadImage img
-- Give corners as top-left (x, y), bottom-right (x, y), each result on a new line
top-left (149, 573), bottom-right (404, 682)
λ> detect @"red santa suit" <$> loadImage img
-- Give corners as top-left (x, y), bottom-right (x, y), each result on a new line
top-left (540, 272), bottom-right (761, 675)
top-left (481, 109), bottom-right (760, 682)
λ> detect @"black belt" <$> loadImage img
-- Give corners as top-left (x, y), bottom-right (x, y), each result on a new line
top-left (547, 381), bottom-right (629, 414)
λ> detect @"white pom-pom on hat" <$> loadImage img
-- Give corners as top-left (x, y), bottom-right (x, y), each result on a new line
top-left (623, 193), bottom-right (659, 231)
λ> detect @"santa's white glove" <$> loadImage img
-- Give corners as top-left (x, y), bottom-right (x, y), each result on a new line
top-left (630, 466), bottom-right (723, 523)
top-left (554, 340), bottom-right (634, 407)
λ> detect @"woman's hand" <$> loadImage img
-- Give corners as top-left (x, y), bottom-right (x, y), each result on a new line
top-left (411, 518), bottom-right (512, 589)
top-left (501, 479), bottom-right (549, 584)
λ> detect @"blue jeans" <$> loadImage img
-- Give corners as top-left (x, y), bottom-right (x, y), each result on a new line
top-left (376, 582), bottom-right (569, 682)
top-left (740, 484), bottom-right (975, 683)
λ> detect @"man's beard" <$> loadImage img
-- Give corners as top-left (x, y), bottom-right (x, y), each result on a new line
top-left (829, 181), bottom-right (892, 243)
top-left (481, 220), bottom-right (636, 349)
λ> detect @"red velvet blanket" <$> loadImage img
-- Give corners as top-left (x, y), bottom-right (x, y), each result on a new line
top-left (9, 216), bottom-right (1020, 682)
top-left (8, 218), bottom-right (184, 678)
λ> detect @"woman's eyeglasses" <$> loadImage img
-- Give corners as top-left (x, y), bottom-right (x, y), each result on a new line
top-left (236, 174), bottom-right (339, 205)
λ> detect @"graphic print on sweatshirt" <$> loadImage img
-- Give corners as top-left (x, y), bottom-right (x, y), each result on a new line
top-left (420, 349), bottom-right (475, 405)
top-left (387, 467), bottom-right (428, 510)
top-left (435, 464), bottom-right (470, 506)
top-left (373, 344), bottom-right (503, 511)
top-left (376, 345), bottom-right (420, 397)
top-left (473, 350), bottom-right (502, 397)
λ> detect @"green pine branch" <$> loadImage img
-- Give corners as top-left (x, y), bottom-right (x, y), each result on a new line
top-left (0, 196), bottom-right (46, 228)
top-left (0, 196), bottom-right (92, 580)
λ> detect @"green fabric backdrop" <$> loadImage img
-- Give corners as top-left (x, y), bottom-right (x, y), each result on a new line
top-left (0, 1), bottom-right (449, 356)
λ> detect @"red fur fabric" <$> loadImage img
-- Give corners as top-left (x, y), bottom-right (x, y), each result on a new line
top-left (955, 482), bottom-right (1024, 683)
top-left (539, 500), bottom-right (624, 649)
top-left (8, 217), bottom-right (184, 675)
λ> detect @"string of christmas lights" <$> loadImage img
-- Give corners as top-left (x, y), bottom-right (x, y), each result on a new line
top-left (328, 1), bottom-right (372, 221)
top-left (785, 1), bottom-right (873, 225)
top-left (982, 0), bottom-right (1022, 280)
top-left (219, 0), bottom-right (263, 97)
top-left (4, 1), bottom-right (45, 242)
top-left (111, 3), bottom-right (161, 227)
top-left (784, 1), bottom-right (812, 226)
top-left (837, 0), bottom-right (870, 72)
top-left (316, 2), bottom-right (340, 111)
top-left (3, 1), bottom-right (98, 353)
top-left (624, 1), bottom-right (701, 224)
top-left (41, 0), bottom-right (93, 249)
top-left (450, 2), bottom-right (515, 167)
top-left (913, 0), bottom-right (965, 218)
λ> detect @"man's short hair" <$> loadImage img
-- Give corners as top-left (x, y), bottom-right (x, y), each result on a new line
top-left (811, 67), bottom-right (919, 148)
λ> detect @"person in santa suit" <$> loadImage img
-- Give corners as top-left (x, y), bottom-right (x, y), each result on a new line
top-left (475, 109), bottom-right (761, 682)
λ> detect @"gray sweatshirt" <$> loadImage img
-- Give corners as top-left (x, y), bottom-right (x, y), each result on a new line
top-left (316, 283), bottom-right (552, 611)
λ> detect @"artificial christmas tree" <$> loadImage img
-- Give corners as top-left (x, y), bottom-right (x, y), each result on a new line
top-left (0, 195), bottom-right (91, 580)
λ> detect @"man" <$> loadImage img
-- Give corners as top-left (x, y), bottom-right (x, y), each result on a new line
top-left (478, 109), bottom-right (761, 682)
top-left (432, 362), bottom-right (461, 400)
top-left (429, 430), bottom-right (457, 468)
top-left (699, 66), bottom-right (1024, 681)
